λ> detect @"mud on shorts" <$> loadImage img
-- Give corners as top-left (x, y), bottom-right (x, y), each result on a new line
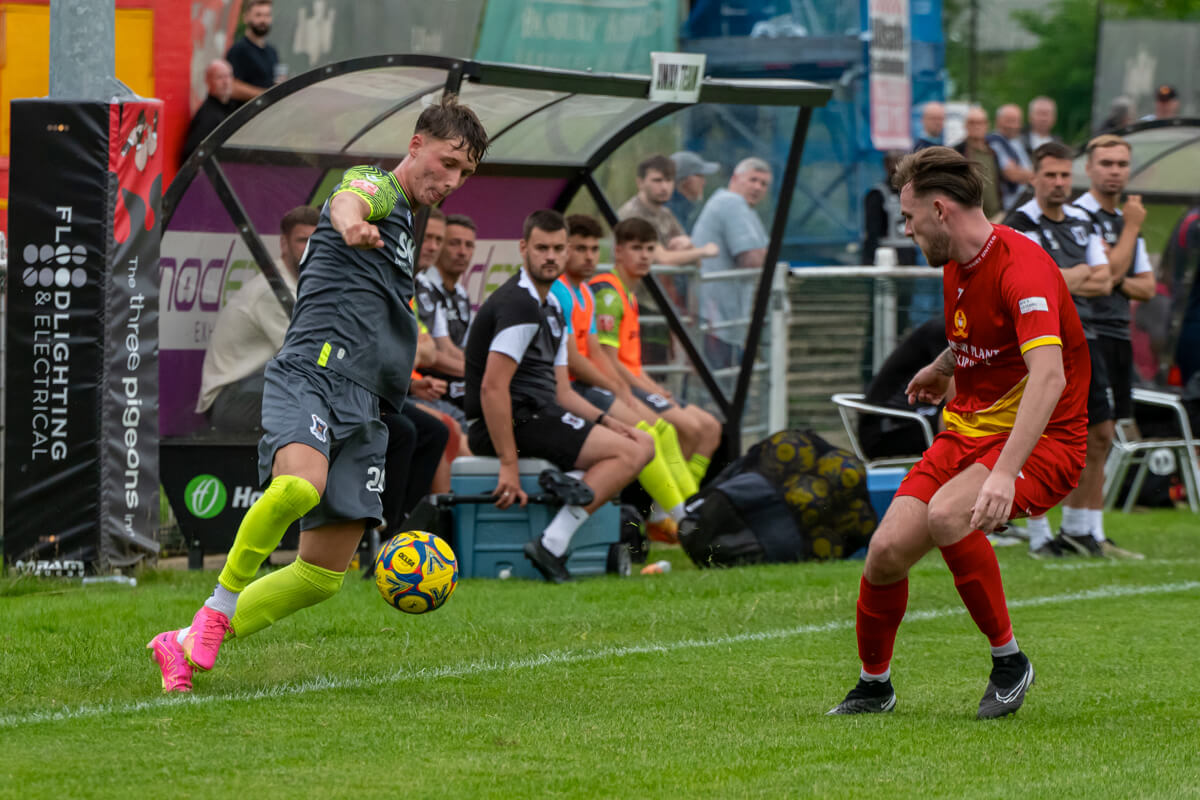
top-left (896, 429), bottom-right (1086, 519)
top-left (258, 355), bottom-right (388, 530)
top-left (466, 401), bottom-right (594, 472)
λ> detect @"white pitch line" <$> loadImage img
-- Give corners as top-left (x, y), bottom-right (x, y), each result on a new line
top-left (2, 580), bottom-right (1196, 730)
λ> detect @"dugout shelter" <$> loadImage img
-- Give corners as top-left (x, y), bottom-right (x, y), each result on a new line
top-left (159, 55), bottom-right (831, 558)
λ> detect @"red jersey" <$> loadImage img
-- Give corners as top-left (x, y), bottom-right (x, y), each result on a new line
top-left (941, 225), bottom-right (1089, 442)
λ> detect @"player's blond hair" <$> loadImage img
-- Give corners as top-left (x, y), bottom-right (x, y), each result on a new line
top-left (891, 146), bottom-right (984, 208)
top-left (1085, 133), bottom-right (1131, 161)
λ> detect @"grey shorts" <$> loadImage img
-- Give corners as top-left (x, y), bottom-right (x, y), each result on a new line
top-left (572, 382), bottom-right (616, 412)
top-left (258, 356), bottom-right (387, 530)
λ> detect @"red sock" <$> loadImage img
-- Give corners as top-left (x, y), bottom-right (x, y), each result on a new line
top-left (856, 575), bottom-right (909, 674)
top-left (939, 530), bottom-right (1014, 647)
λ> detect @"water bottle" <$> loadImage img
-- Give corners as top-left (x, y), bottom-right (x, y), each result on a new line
top-left (640, 559), bottom-right (671, 575)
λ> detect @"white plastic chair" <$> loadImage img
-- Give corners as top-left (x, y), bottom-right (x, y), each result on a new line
top-left (1103, 387), bottom-right (1200, 513)
top-left (831, 392), bottom-right (935, 469)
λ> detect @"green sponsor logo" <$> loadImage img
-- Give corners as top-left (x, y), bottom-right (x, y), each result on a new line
top-left (184, 474), bottom-right (227, 519)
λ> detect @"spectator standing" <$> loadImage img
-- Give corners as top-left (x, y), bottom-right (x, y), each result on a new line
top-left (1024, 96), bottom-right (1060, 152)
top-left (617, 155), bottom-right (718, 267)
top-left (183, 59), bottom-right (235, 160)
top-left (666, 151), bottom-right (719, 230)
top-left (1004, 142), bottom-right (1111, 558)
top-left (463, 210), bottom-right (654, 583)
top-left (953, 107), bottom-right (1003, 220)
top-left (988, 104), bottom-right (1035, 212)
top-left (691, 156), bottom-right (772, 372)
top-left (863, 151), bottom-right (918, 267)
top-left (226, 0), bottom-right (279, 103)
top-left (1099, 96), bottom-right (1136, 132)
top-left (1141, 85), bottom-right (1181, 121)
top-left (913, 101), bottom-right (945, 150)
top-left (1067, 134), bottom-right (1154, 559)
top-left (196, 205), bottom-right (318, 432)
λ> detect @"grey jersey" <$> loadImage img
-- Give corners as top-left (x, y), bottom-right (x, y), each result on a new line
top-left (1073, 192), bottom-right (1153, 341)
top-left (1005, 198), bottom-right (1108, 339)
top-left (277, 165), bottom-right (418, 407)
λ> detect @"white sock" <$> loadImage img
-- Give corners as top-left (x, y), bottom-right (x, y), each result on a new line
top-left (541, 504), bottom-right (589, 557)
top-left (1089, 509), bottom-right (1105, 542)
top-left (203, 584), bottom-right (239, 618)
top-left (860, 668), bottom-right (890, 683)
top-left (175, 627), bottom-right (189, 645)
top-left (648, 503), bottom-right (669, 523)
top-left (991, 636), bottom-right (1020, 658)
top-left (1026, 515), bottom-right (1053, 549)
top-left (669, 502), bottom-right (687, 523)
top-left (1060, 506), bottom-right (1089, 536)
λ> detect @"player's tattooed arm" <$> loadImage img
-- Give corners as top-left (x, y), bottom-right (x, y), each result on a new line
top-left (934, 347), bottom-right (956, 375)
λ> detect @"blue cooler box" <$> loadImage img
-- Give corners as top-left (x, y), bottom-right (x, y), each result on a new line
top-left (866, 467), bottom-right (909, 519)
top-left (447, 457), bottom-right (621, 579)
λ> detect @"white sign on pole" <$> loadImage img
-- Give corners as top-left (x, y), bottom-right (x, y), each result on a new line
top-left (868, 0), bottom-right (912, 150)
top-left (649, 52), bottom-right (706, 103)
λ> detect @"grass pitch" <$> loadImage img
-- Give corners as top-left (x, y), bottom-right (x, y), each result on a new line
top-left (1, 509), bottom-right (1198, 799)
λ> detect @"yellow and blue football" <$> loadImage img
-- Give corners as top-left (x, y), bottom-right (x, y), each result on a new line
top-left (373, 530), bottom-right (459, 614)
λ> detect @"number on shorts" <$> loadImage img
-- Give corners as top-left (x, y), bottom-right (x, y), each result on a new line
top-left (366, 466), bottom-right (385, 493)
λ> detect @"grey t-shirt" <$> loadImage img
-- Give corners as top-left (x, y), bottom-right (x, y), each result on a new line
top-left (691, 188), bottom-right (769, 345)
top-left (617, 193), bottom-right (685, 245)
top-left (277, 165), bottom-right (419, 408)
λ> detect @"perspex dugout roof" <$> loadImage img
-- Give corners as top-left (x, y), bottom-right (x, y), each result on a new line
top-left (161, 55), bottom-right (831, 449)
top-left (1072, 117), bottom-right (1200, 205)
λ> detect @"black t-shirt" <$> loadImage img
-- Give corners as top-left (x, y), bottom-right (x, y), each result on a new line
top-left (1005, 199), bottom-right (1105, 338)
top-left (463, 270), bottom-right (568, 420)
top-left (183, 95), bottom-right (236, 159)
top-left (226, 36), bottom-right (278, 90)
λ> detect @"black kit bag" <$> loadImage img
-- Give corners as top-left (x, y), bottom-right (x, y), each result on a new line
top-left (678, 429), bottom-right (877, 568)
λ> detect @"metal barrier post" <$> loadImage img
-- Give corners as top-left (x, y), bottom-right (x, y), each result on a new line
top-left (768, 262), bottom-right (789, 432)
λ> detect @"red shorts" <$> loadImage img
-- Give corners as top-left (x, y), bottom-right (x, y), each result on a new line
top-left (897, 430), bottom-right (1085, 518)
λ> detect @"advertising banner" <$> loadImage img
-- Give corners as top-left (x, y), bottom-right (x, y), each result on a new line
top-left (476, 0), bottom-right (678, 74)
top-left (868, 0), bottom-right (912, 151)
top-left (4, 99), bottom-right (162, 575)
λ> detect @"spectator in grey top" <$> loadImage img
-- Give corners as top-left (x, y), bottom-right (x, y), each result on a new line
top-left (1024, 96), bottom-right (1060, 152)
top-left (691, 156), bottom-right (772, 372)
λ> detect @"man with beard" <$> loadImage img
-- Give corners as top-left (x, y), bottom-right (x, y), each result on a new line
top-left (463, 210), bottom-right (654, 583)
top-left (226, 0), bottom-right (279, 103)
top-left (1005, 142), bottom-right (1111, 558)
top-left (147, 96), bottom-right (488, 691)
top-left (827, 146), bottom-right (1088, 719)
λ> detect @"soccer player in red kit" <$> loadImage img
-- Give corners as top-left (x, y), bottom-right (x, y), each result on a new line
top-left (828, 147), bottom-right (1089, 719)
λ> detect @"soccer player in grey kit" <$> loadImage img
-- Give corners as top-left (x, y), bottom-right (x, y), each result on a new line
top-left (148, 96), bottom-right (488, 692)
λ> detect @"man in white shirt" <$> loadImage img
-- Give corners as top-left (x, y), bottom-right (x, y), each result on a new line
top-left (196, 205), bottom-right (318, 432)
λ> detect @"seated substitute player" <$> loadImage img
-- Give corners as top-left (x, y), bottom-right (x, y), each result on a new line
top-left (463, 209), bottom-right (655, 583)
top-left (828, 146), bottom-right (1089, 719)
top-left (195, 205), bottom-right (318, 433)
top-left (1004, 141), bottom-right (1112, 557)
top-left (590, 217), bottom-right (724, 489)
top-left (552, 214), bottom-right (697, 525)
top-left (147, 95), bottom-right (488, 692)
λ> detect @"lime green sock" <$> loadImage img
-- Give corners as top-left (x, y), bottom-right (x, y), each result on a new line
top-left (653, 419), bottom-right (699, 497)
top-left (218, 475), bottom-right (319, 593)
top-left (635, 421), bottom-right (684, 513)
top-left (688, 453), bottom-right (711, 485)
top-left (230, 557), bottom-right (345, 639)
